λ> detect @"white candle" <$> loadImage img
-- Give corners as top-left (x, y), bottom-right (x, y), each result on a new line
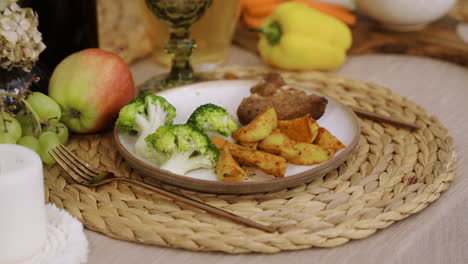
top-left (0, 144), bottom-right (46, 263)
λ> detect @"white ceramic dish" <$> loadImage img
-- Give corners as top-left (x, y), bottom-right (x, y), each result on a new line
top-left (356, 0), bottom-right (456, 31)
top-left (114, 80), bottom-right (360, 194)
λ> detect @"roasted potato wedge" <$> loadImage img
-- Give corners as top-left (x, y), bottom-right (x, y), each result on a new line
top-left (230, 148), bottom-right (287, 177)
top-left (210, 136), bottom-right (244, 151)
top-left (278, 114), bottom-right (319, 143)
top-left (258, 129), bottom-right (300, 160)
top-left (239, 141), bottom-right (258, 150)
top-left (313, 127), bottom-right (345, 152)
top-left (232, 107), bottom-right (277, 142)
top-left (288, 143), bottom-right (331, 166)
top-left (215, 147), bottom-right (247, 182)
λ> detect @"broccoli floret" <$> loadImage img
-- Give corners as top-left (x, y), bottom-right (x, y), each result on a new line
top-left (187, 103), bottom-right (238, 137)
top-left (116, 94), bottom-right (176, 158)
top-left (145, 124), bottom-right (220, 175)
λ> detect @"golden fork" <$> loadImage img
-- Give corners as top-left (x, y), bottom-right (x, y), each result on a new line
top-left (49, 144), bottom-right (276, 233)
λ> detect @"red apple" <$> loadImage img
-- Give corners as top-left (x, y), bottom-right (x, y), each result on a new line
top-left (48, 48), bottom-right (136, 133)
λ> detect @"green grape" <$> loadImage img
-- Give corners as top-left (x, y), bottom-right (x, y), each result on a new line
top-left (38, 131), bottom-right (61, 165)
top-left (0, 111), bottom-right (22, 142)
top-left (26, 92), bottom-right (62, 121)
top-left (15, 110), bottom-right (36, 136)
top-left (18, 136), bottom-right (40, 153)
top-left (44, 120), bottom-right (69, 144)
top-left (0, 133), bottom-right (16, 144)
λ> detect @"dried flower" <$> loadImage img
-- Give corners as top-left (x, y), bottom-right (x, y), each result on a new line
top-left (0, 0), bottom-right (16, 11)
top-left (0, 1), bottom-right (46, 72)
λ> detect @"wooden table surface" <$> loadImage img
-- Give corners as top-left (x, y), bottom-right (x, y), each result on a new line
top-left (85, 46), bottom-right (468, 264)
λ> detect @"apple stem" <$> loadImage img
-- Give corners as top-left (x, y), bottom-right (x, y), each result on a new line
top-left (0, 92), bottom-right (43, 136)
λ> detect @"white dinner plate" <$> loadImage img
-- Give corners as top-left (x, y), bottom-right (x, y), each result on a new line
top-left (114, 80), bottom-right (360, 194)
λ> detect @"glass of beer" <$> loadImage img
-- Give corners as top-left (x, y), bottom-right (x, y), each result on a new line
top-left (142, 0), bottom-right (213, 92)
top-left (139, 0), bottom-right (241, 70)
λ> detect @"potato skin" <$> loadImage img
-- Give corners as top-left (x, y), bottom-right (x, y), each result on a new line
top-left (258, 129), bottom-right (300, 160)
top-left (288, 143), bottom-right (331, 166)
top-left (230, 148), bottom-right (287, 177)
top-left (232, 107), bottom-right (278, 143)
top-left (215, 147), bottom-right (247, 182)
top-left (210, 136), bottom-right (244, 151)
top-left (313, 127), bottom-right (345, 152)
top-left (278, 114), bottom-right (319, 143)
top-left (239, 141), bottom-right (258, 150)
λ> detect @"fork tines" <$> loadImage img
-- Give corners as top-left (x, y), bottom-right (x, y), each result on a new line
top-left (49, 144), bottom-right (98, 183)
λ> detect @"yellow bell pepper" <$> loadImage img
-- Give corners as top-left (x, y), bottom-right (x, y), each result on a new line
top-left (257, 2), bottom-right (352, 71)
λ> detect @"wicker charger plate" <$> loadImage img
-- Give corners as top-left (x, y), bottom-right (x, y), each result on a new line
top-left (44, 66), bottom-right (456, 253)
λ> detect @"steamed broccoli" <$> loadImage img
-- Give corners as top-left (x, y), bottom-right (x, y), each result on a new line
top-left (187, 103), bottom-right (238, 137)
top-left (145, 124), bottom-right (220, 175)
top-left (115, 94), bottom-right (176, 158)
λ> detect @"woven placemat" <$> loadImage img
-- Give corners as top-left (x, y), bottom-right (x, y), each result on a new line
top-left (44, 66), bottom-right (456, 253)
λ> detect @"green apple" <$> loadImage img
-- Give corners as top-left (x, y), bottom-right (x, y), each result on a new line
top-left (48, 48), bottom-right (136, 133)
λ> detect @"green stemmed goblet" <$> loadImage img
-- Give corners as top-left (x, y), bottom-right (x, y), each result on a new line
top-left (140, 0), bottom-right (213, 93)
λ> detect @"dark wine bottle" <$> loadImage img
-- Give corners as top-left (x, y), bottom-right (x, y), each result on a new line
top-left (19, 0), bottom-right (99, 92)
top-left (25, 0), bottom-right (99, 70)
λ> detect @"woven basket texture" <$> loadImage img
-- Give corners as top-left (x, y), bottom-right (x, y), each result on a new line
top-left (44, 67), bottom-right (456, 253)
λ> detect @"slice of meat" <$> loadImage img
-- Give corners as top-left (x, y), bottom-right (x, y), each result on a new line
top-left (270, 89), bottom-right (328, 120)
top-left (237, 95), bottom-right (274, 125)
top-left (237, 73), bottom-right (328, 125)
top-left (250, 72), bottom-right (286, 96)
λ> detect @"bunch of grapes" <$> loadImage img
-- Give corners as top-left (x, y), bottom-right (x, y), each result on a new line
top-left (0, 91), bottom-right (69, 164)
